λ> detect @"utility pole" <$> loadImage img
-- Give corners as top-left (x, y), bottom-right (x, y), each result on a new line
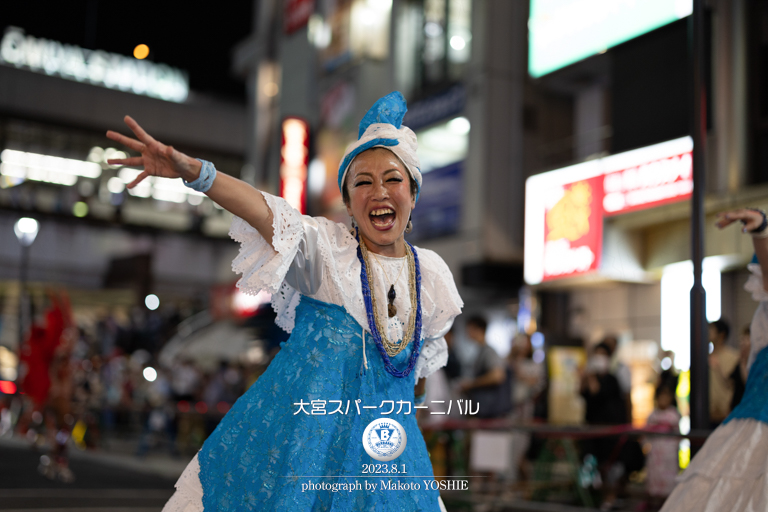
top-left (689, 0), bottom-right (709, 434)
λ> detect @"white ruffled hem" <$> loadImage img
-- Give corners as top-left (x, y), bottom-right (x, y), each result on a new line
top-left (162, 453), bottom-right (203, 512)
top-left (660, 419), bottom-right (768, 512)
top-left (163, 452), bottom-right (450, 511)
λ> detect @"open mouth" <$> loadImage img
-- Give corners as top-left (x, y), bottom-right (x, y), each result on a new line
top-left (369, 207), bottom-right (396, 230)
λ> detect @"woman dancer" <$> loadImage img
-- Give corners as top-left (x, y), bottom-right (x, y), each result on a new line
top-left (106, 92), bottom-right (463, 511)
top-left (660, 207), bottom-right (768, 511)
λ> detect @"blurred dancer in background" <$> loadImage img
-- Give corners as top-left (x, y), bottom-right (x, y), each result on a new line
top-left (18, 291), bottom-right (76, 482)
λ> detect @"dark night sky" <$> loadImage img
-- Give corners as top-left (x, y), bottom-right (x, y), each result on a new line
top-left (2, 1), bottom-right (253, 103)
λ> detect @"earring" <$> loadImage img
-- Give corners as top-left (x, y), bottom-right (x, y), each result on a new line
top-left (405, 215), bottom-right (413, 234)
top-left (350, 216), bottom-right (357, 229)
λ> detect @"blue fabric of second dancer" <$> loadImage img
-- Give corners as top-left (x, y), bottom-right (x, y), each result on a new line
top-left (724, 345), bottom-right (768, 426)
top-left (198, 296), bottom-right (441, 511)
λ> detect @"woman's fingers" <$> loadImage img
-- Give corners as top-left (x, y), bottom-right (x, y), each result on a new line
top-left (126, 170), bottom-right (150, 189)
top-left (715, 209), bottom-right (763, 230)
top-left (124, 115), bottom-right (156, 145)
top-left (106, 156), bottom-right (144, 167)
top-left (106, 130), bottom-right (144, 152)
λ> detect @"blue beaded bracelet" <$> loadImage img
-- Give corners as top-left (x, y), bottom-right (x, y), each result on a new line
top-left (414, 392), bottom-right (427, 406)
top-left (183, 159), bottom-right (217, 193)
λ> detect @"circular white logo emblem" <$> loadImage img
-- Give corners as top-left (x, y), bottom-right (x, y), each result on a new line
top-left (362, 418), bottom-right (407, 461)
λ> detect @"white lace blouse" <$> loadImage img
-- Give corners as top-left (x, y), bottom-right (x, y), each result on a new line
top-left (230, 191), bottom-right (464, 382)
top-left (744, 263), bottom-right (768, 372)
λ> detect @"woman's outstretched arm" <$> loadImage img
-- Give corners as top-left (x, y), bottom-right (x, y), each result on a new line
top-left (716, 208), bottom-right (768, 292)
top-left (106, 116), bottom-right (275, 245)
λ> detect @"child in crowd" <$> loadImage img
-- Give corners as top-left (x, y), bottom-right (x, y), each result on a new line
top-left (645, 385), bottom-right (681, 508)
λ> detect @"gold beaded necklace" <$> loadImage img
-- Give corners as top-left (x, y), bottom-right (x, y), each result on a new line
top-left (359, 238), bottom-right (418, 358)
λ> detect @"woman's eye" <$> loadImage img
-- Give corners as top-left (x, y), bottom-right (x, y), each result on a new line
top-left (387, 178), bottom-right (403, 183)
top-left (354, 181), bottom-right (371, 187)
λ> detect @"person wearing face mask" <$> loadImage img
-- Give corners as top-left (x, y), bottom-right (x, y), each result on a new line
top-left (581, 343), bottom-right (627, 426)
top-left (105, 92), bottom-right (463, 512)
top-left (581, 343), bottom-right (632, 511)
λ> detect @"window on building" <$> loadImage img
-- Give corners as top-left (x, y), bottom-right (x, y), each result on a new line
top-left (395, 0), bottom-right (472, 99)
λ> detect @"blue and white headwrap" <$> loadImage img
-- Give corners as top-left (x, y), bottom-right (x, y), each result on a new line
top-left (337, 91), bottom-right (422, 202)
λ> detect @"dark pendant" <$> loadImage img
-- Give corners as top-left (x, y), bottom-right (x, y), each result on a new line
top-left (387, 285), bottom-right (396, 303)
top-left (388, 304), bottom-right (397, 318)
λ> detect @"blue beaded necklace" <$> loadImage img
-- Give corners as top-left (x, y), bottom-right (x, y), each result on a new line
top-left (355, 229), bottom-right (423, 378)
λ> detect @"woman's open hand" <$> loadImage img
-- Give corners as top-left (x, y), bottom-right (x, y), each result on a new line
top-left (715, 208), bottom-right (765, 233)
top-left (105, 116), bottom-right (201, 189)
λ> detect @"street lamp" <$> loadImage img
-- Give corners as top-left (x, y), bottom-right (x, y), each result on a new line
top-left (14, 217), bottom-right (39, 348)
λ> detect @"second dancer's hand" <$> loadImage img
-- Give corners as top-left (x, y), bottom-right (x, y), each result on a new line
top-left (715, 208), bottom-right (764, 233)
top-left (105, 115), bottom-right (202, 189)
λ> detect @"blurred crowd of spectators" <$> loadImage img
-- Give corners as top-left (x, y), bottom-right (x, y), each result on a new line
top-left (1, 294), bottom-right (272, 464)
top-left (1, 297), bottom-right (751, 509)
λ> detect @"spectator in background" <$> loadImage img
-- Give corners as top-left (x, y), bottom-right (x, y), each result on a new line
top-left (644, 385), bottom-right (681, 507)
top-left (443, 327), bottom-right (462, 383)
top-left (657, 350), bottom-right (679, 400)
top-left (581, 342), bottom-right (633, 510)
top-left (460, 316), bottom-right (510, 418)
top-left (708, 319), bottom-right (739, 425)
top-left (171, 359), bottom-right (201, 403)
top-left (603, 334), bottom-right (632, 423)
top-left (581, 342), bottom-right (627, 426)
top-left (729, 326), bottom-right (751, 410)
top-left (507, 334), bottom-right (546, 482)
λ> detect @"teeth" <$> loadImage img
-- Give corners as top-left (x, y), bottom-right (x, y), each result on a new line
top-left (370, 208), bottom-right (394, 216)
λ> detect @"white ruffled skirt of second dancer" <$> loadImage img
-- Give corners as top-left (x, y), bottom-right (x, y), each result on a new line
top-left (659, 418), bottom-right (768, 511)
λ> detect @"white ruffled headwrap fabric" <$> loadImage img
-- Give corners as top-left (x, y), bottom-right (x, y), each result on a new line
top-left (337, 91), bottom-right (422, 201)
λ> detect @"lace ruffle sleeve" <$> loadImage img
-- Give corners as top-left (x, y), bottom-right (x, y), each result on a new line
top-left (413, 247), bottom-right (463, 381)
top-left (746, 263), bottom-right (768, 371)
top-left (230, 192), bottom-right (306, 333)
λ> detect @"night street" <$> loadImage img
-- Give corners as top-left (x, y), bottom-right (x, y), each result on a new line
top-left (0, 441), bottom-right (177, 512)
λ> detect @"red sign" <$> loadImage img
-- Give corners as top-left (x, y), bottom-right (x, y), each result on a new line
top-left (284, 0), bottom-right (315, 34)
top-left (525, 137), bottom-right (693, 285)
top-left (542, 176), bottom-right (603, 281)
top-left (280, 117), bottom-right (309, 214)
top-left (602, 151), bottom-right (692, 215)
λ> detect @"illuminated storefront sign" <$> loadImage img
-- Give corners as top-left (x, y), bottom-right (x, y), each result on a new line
top-left (284, 0), bottom-right (315, 34)
top-left (280, 117), bottom-right (310, 214)
top-left (528, 0), bottom-right (693, 78)
top-left (0, 27), bottom-right (189, 103)
top-left (525, 136), bottom-right (693, 284)
top-left (0, 149), bottom-right (102, 187)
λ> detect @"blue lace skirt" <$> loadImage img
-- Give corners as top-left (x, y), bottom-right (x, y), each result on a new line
top-left (198, 296), bottom-right (441, 511)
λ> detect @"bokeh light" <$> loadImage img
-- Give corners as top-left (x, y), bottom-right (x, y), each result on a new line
top-left (142, 366), bottom-right (157, 382)
top-left (72, 201), bottom-right (89, 218)
top-left (133, 44), bottom-right (150, 59)
top-left (145, 293), bottom-right (160, 310)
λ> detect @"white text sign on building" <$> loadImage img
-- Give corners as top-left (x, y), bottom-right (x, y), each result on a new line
top-left (0, 27), bottom-right (189, 103)
top-left (524, 136), bottom-right (693, 285)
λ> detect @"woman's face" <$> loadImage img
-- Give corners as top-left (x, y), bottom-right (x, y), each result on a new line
top-left (345, 148), bottom-right (415, 257)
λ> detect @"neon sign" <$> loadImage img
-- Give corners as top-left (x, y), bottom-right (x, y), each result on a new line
top-left (0, 27), bottom-right (189, 103)
top-left (525, 136), bottom-right (693, 284)
top-left (280, 117), bottom-right (309, 214)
